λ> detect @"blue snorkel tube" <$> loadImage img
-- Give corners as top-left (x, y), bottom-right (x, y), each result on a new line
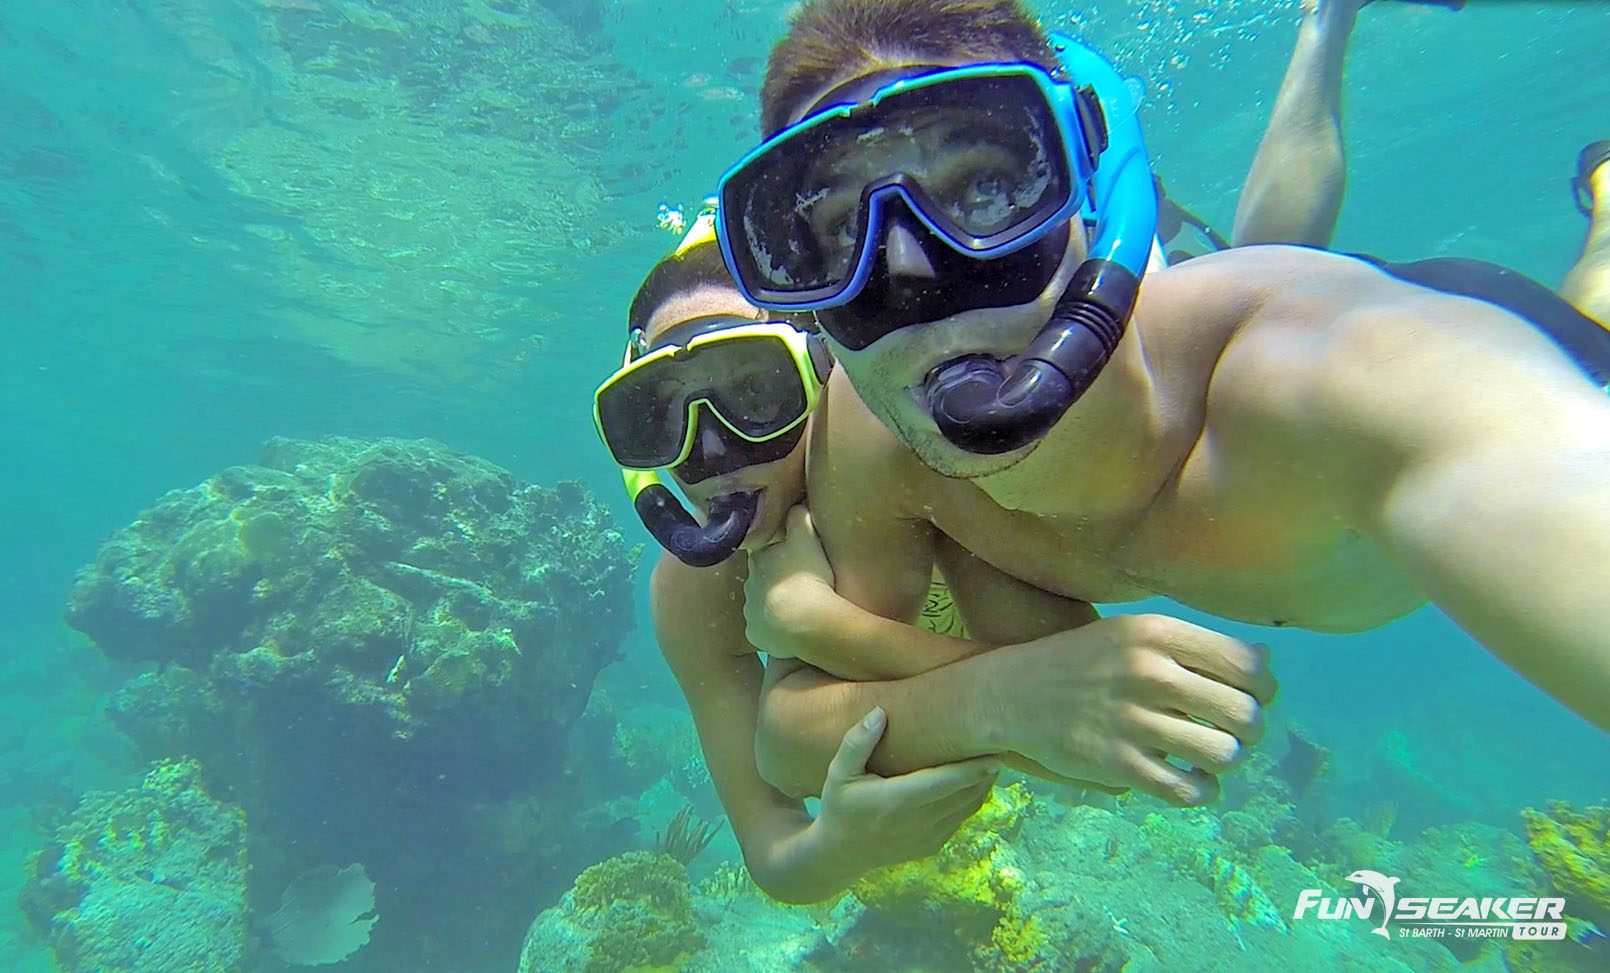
top-left (926, 34), bottom-right (1158, 455)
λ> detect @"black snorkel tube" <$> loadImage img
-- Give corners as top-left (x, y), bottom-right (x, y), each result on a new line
top-left (625, 469), bottom-right (758, 568)
top-left (925, 35), bottom-right (1158, 455)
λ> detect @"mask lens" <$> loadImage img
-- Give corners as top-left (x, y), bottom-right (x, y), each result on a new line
top-left (915, 75), bottom-right (1068, 237)
top-left (598, 332), bottom-right (809, 469)
top-left (721, 69), bottom-right (1077, 306)
top-left (597, 363), bottom-right (693, 469)
top-left (726, 134), bottom-right (848, 293)
top-left (712, 338), bottom-right (807, 436)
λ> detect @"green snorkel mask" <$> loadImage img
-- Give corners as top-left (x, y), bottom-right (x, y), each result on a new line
top-left (595, 217), bottom-right (832, 566)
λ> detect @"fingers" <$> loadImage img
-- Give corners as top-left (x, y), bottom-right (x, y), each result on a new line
top-left (901, 780), bottom-right (994, 857)
top-left (825, 707), bottom-right (886, 785)
top-left (1149, 619), bottom-right (1279, 704)
top-left (1118, 749), bottom-right (1220, 807)
top-left (784, 504), bottom-right (814, 541)
top-left (1131, 708), bottom-right (1245, 775)
top-left (1002, 754), bottom-right (1126, 794)
top-left (1153, 667), bottom-right (1266, 746)
top-left (925, 778), bottom-right (994, 821)
top-left (876, 755), bottom-right (1002, 806)
top-left (1082, 780), bottom-right (1131, 797)
top-left (768, 505), bottom-right (813, 556)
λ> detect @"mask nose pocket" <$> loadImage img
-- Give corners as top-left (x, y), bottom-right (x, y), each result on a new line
top-left (882, 213), bottom-right (940, 280)
top-left (693, 406), bottom-right (728, 460)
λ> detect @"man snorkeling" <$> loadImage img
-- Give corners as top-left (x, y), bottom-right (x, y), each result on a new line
top-left (593, 0), bottom-right (1610, 896)
top-left (706, 0), bottom-right (1610, 802)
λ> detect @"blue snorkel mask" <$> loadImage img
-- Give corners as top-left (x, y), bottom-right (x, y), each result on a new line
top-left (717, 34), bottom-right (1157, 454)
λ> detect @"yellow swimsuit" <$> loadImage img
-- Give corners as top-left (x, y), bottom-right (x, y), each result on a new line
top-left (919, 571), bottom-right (968, 638)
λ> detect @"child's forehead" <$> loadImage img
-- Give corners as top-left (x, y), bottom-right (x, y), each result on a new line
top-left (644, 288), bottom-right (761, 342)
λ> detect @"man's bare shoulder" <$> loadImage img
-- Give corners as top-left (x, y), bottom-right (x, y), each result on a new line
top-left (1181, 247), bottom-right (1604, 497)
top-left (1136, 247), bottom-right (1381, 429)
top-left (1185, 248), bottom-right (1399, 406)
top-left (1198, 248), bottom-right (1586, 410)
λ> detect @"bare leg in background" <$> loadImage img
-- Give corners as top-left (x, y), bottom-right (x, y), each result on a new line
top-left (1231, 0), bottom-right (1361, 248)
top-left (1561, 147), bottom-right (1610, 326)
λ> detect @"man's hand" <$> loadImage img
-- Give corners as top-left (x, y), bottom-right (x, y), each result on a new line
top-left (984, 614), bottom-right (1277, 807)
top-left (744, 506), bottom-right (836, 660)
top-left (809, 706), bottom-right (998, 870)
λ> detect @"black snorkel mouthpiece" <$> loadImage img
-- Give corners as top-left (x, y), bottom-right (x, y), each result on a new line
top-left (925, 260), bottom-right (1139, 454)
top-left (634, 485), bottom-right (759, 568)
top-left (923, 33), bottom-right (1156, 456)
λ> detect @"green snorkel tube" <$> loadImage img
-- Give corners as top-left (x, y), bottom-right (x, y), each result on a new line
top-left (925, 34), bottom-right (1157, 455)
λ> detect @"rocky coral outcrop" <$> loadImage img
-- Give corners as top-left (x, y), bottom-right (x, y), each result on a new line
top-left (518, 851), bottom-right (705, 973)
top-left (19, 760), bottom-right (248, 973)
top-left (69, 436), bottom-right (634, 758)
top-left (1523, 801), bottom-right (1609, 929)
top-left (63, 437), bottom-right (640, 971)
top-left (844, 782), bottom-right (1044, 971)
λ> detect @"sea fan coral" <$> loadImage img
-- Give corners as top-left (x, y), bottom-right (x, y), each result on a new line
top-left (264, 864), bottom-right (378, 967)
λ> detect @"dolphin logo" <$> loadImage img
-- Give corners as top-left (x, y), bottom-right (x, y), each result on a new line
top-left (1345, 870), bottom-right (1401, 938)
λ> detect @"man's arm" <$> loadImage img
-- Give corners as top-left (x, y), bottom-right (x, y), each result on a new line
top-left (1304, 296), bottom-right (1610, 731)
top-left (753, 371), bottom-right (1018, 793)
top-left (931, 533), bottom-right (1101, 644)
top-left (742, 507), bottom-right (1006, 681)
top-left (754, 541), bottom-right (1117, 798)
top-left (740, 505), bottom-right (1096, 681)
top-left (756, 375), bottom-right (1273, 805)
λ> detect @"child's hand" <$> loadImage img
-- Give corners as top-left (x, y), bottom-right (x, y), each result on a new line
top-left (809, 707), bottom-right (999, 871)
top-left (743, 505), bottom-right (837, 659)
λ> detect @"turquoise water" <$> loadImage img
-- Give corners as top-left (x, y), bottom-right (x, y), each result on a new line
top-left (3, 1), bottom-right (1608, 971)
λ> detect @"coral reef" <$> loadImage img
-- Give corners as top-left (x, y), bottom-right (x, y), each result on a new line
top-left (1523, 801), bottom-right (1610, 929)
top-left (608, 699), bottom-right (709, 796)
top-left (69, 436), bottom-right (635, 750)
top-left (62, 437), bottom-right (640, 970)
top-left (520, 771), bottom-right (1567, 973)
top-left (18, 759), bottom-right (248, 973)
top-left (1510, 804), bottom-right (1610, 973)
top-left (518, 851), bottom-right (706, 973)
top-left (1189, 845), bottom-right (1289, 944)
top-left (845, 782), bottom-right (1043, 972)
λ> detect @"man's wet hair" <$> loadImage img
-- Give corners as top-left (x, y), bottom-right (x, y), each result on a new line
top-left (627, 241), bottom-right (736, 335)
top-left (759, 0), bottom-right (1056, 138)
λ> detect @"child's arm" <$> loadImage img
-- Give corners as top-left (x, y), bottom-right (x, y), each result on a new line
top-left (740, 506), bottom-right (976, 680)
top-left (743, 507), bottom-right (1099, 681)
top-left (651, 552), bottom-right (1000, 902)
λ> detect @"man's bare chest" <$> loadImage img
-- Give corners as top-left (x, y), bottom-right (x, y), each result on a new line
top-left (932, 481), bottom-right (1425, 631)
